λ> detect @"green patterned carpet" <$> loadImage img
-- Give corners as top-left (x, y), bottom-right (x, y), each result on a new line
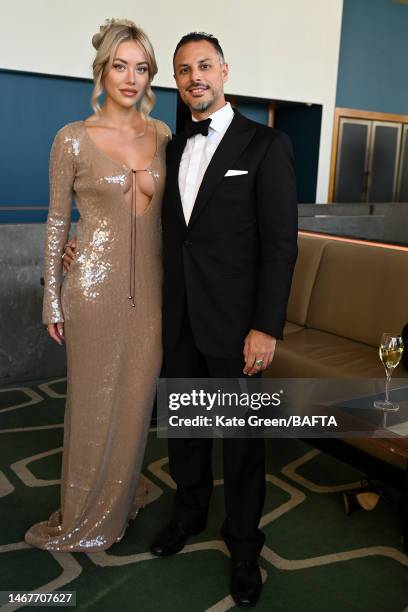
top-left (0, 378), bottom-right (407, 611)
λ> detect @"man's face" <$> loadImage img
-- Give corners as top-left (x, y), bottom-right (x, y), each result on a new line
top-left (173, 40), bottom-right (228, 117)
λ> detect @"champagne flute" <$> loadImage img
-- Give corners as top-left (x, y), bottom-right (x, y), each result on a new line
top-left (374, 333), bottom-right (404, 412)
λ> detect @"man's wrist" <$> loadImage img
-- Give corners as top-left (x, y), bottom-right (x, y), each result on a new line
top-left (250, 328), bottom-right (276, 341)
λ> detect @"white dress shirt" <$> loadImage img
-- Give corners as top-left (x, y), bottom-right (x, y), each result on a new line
top-left (179, 102), bottom-right (234, 224)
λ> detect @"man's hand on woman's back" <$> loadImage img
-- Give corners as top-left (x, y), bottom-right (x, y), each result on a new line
top-left (63, 236), bottom-right (77, 273)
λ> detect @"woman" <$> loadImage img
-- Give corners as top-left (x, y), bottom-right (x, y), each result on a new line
top-left (25, 18), bottom-right (171, 551)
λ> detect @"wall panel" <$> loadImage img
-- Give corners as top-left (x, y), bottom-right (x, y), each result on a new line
top-left (0, 0), bottom-right (344, 201)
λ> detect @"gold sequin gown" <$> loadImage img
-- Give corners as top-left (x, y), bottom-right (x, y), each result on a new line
top-left (25, 119), bottom-right (170, 551)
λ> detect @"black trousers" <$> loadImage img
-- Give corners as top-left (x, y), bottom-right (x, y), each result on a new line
top-left (163, 311), bottom-right (266, 561)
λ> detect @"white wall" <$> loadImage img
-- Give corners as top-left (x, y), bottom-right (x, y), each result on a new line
top-left (0, 0), bottom-right (344, 201)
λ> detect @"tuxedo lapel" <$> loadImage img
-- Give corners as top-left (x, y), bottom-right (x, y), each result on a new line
top-left (188, 112), bottom-right (256, 228)
top-left (167, 133), bottom-right (188, 226)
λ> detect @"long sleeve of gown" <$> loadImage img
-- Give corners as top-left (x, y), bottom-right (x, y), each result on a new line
top-left (42, 127), bottom-right (76, 324)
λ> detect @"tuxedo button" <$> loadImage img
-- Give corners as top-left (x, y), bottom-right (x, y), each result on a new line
top-left (184, 240), bottom-right (193, 247)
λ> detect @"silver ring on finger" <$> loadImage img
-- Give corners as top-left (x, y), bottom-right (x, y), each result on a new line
top-left (255, 358), bottom-right (264, 367)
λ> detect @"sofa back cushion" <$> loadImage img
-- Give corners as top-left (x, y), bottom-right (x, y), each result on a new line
top-left (306, 240), bottom-right (408, 347)
top-left (287, 234), bottom-right (327, 326)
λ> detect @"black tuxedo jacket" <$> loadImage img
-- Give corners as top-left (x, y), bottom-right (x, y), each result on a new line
top-left (162, 110), bottom-right (298, 358)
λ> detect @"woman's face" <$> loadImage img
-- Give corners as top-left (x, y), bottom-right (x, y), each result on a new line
top-left (103, 40), bottom-right (150, 108)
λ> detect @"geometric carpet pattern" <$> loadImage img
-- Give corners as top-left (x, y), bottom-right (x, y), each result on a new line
top-left (1, 378), bottom-right (407, 611)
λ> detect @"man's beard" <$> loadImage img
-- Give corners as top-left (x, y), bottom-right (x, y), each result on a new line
top-left (190, 100), bottom-right (213, 112)
top-left (185, 85), bottom-right (218, 113)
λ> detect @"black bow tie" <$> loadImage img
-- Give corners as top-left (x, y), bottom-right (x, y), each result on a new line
top-left (184, 118), bottom-right (212, 138)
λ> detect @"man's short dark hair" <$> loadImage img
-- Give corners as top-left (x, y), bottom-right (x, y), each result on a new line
top-left (173, 32), bottom-right (225, 65)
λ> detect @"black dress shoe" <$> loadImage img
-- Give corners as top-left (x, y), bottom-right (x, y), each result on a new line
top-left (230, 560), bottom-right (262, 607)
top-left (150, 521), bottom-right (202, 556)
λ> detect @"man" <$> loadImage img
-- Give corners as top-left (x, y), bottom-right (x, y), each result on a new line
top-left (153, 33), bottom-right (297, 607)
top-left (65, 32), bottom-right (297, 607)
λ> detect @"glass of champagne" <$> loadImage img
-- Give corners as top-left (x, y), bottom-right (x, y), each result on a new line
top-left (374, 333), bottom-right (404, 411)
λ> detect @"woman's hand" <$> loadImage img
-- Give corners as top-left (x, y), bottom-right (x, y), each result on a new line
top-left (47, 322), bottom-right (65, 346)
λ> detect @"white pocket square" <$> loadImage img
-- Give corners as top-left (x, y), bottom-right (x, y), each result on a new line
top-left (224, 170), bottom-right (248, 177)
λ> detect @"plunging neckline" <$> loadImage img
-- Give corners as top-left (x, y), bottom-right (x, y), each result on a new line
top-left (81, 119), bottom-right (160, 307)
top-left (81, 120), bottom-right (158, 173)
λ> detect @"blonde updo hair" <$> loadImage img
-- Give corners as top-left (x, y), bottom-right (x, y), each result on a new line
top-left (91, 18), bottom-right (158, 115)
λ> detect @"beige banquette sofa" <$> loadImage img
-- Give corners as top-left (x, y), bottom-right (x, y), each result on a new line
top-left (265, 232), bottom-right (408, 469)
